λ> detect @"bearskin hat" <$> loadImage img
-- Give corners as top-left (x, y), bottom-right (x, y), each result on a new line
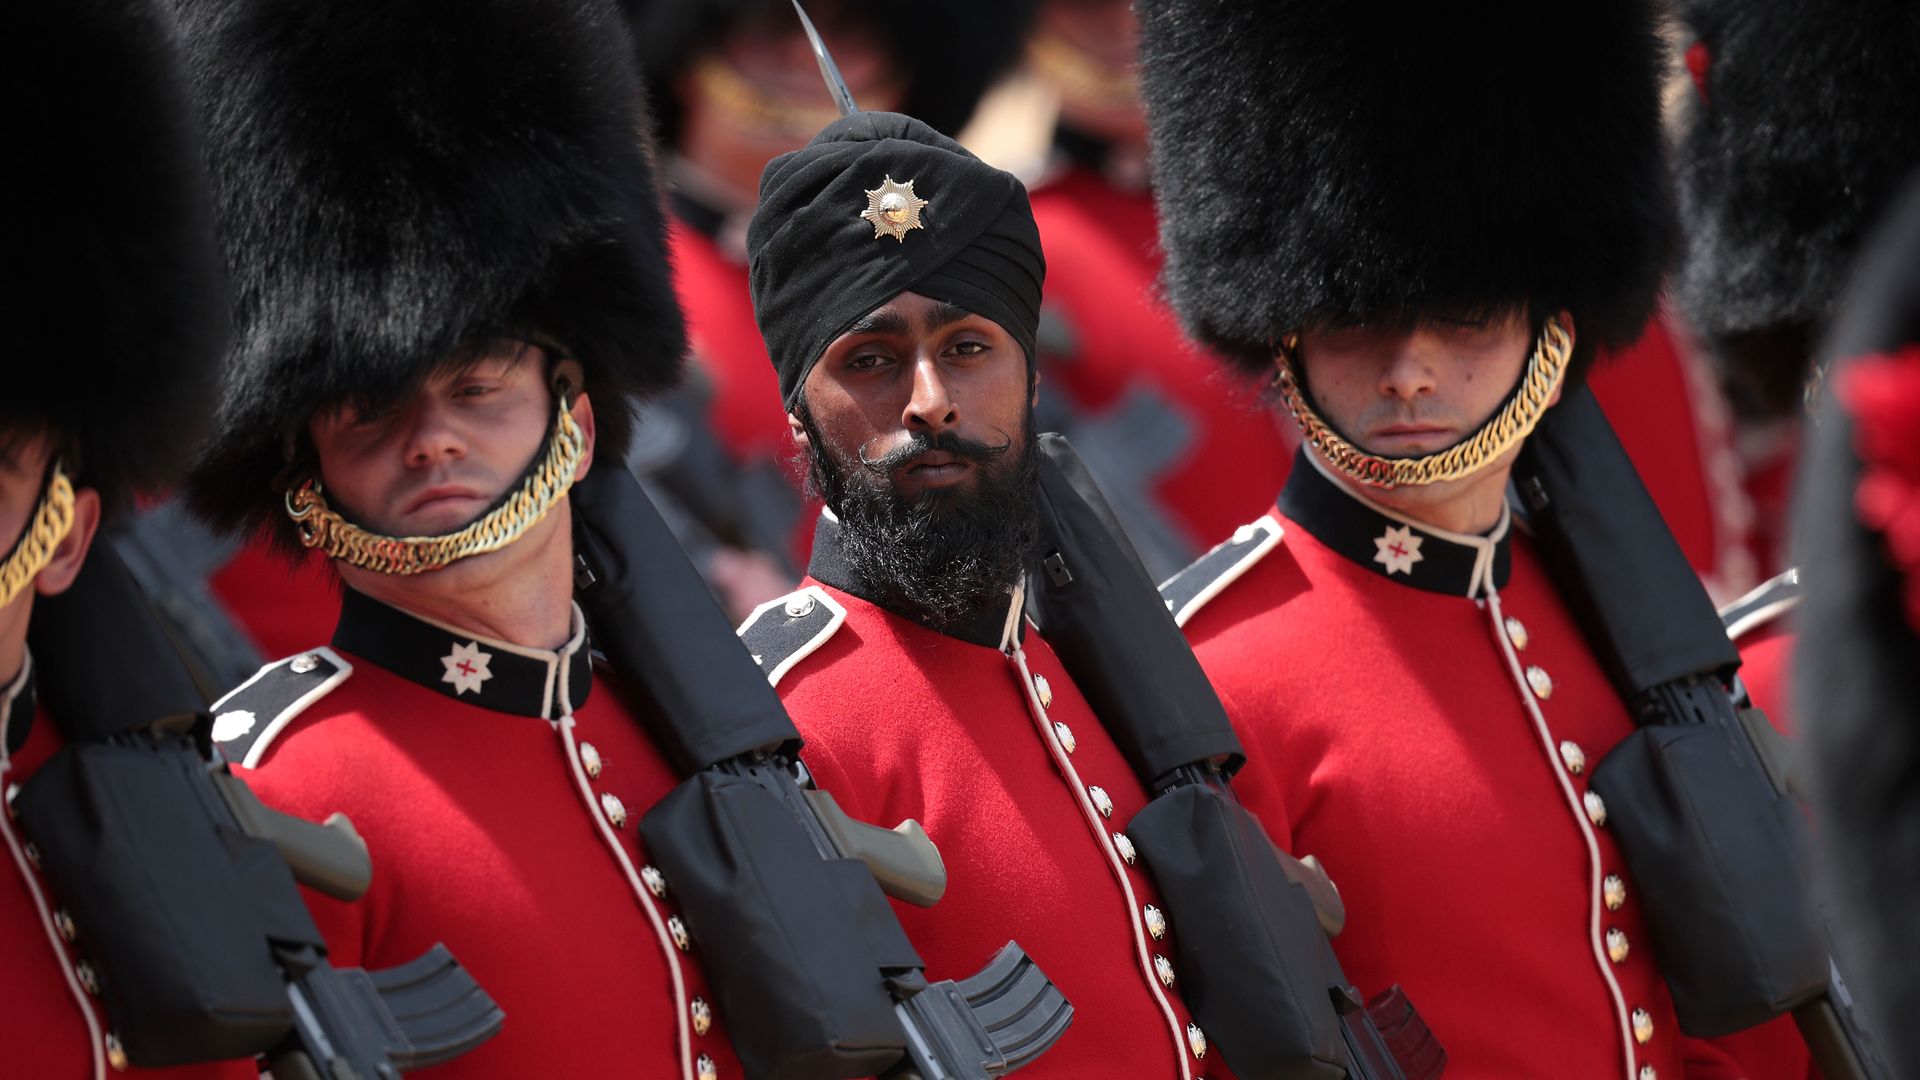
top-left (625, 0), bottom-right (1039, 140)
top-left (1672, 0), bottom-right (1920, 418)
top-left (173, 0), bottom-right (685, 543)
top-left (1792, 169), bottom-right (1920, 1070)
top-left (4, 0), bottom-right (224, 513)
top-left (1139, 0), bottom-right (1676, 383)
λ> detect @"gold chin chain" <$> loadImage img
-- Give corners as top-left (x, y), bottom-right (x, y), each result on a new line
top-left (0, 463), bottom-right (77, 611)
top-left (1275, 316), bottom-right (1574, 489)
top-left (285, 402), bottom-right (587, 575)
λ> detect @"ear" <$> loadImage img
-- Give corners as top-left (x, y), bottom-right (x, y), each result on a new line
top-left (1029, 363), bottom-right (1043, 408)
top-left (570, 390), bottom-right (598, 481)
top-left (1548, 309), bottom-right (1576, 407)
top-left (33, 486), bottom-right (102, 599)
top-left (787, 409), bottom-right (810, 452)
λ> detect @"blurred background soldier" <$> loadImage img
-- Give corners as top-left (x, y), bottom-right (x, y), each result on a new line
top-left (1, 0), bottom-right (245, 1074)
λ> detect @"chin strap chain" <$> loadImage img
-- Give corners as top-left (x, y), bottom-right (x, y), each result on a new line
top-left (0, 462), bottom-right (77, 611)
top-left (285, 400), bottom-right (587, 575)
top-left (1276, 315), bottom-right (1573, 489)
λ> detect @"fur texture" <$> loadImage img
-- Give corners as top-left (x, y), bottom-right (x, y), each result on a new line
top-left (1138, 0), bottom-right (1676, 383)
top-left (1674, 0), bottom-right (1920, 353)
top-left (624, 0), bottom-right (1038, 139)
top-left (172, 0), bottom-right (685, 543)
top-left (3, 0), bottom-right (225, 511)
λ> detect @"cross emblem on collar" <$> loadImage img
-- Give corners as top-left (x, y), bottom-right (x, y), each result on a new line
top-left (442, 641), bottom-right (495, 696)
top-left (1373, 524), bottom-right (1425, 576)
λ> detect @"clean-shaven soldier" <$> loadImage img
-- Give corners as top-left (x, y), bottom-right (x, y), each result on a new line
top-left (1141, 0), bottom-right (1809, 1077)
top-left (736, 111), bottom-right (1231, 1079)
top-left (173, 0), bottom-right (740, 1074)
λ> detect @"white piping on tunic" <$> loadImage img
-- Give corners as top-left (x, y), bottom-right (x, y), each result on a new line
top-left (0, 653), bottom-right (106, 1080)
top-left (1484, 588), bottom-right (1640, 1080)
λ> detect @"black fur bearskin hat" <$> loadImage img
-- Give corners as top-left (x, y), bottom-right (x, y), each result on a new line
top-left (1139, 0), bottom-right (1677, 384)
top-left (173, 0), bottom-right (685, 544)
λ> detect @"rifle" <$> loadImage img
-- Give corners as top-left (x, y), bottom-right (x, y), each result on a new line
top-left (570, 461), bottom-right (1072, 1080)
top-left (1512, 385), bottom-right (1889, 1079)
top-left (14, 543), bottom-right (503, 1078)
top-left (1026, 433), bottom-right (1444, 1080)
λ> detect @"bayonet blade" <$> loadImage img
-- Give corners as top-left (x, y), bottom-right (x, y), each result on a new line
top-left (791, 0), bottom-right (858, 116)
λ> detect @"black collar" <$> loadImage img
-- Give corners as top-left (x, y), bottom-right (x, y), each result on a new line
top-left (1, 654), bottom-right (35, 757)
top-left (807, 512), bottom-right (1025, 650)
top-left (1279, 448), bottom-right (1513, 598)
top-left (331, 588), bottom-right (593, 719)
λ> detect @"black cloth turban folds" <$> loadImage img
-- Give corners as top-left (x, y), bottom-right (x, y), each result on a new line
top-left (747, 112), bottom-right (1046, 407)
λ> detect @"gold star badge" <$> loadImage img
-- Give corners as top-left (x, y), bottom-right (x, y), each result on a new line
top-left (860, 175), bottom-right (929, 242)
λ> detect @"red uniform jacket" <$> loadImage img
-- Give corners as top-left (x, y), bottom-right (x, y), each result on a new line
top-left (739, 515), bottom-right (1231, 1079)
top-left (1, 656), bottom-right (253, 1080)
top-left (212, 589), bottom-right (739, 1080)
top-left (1167, 451), bottom-right (1806, 1080)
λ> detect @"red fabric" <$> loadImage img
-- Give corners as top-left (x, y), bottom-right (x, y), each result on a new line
top-left (210, 542), bottom-right (341, 662)
top-left (1028, 166), bottom-right (1292, 550)
top-left (1736, 621), bottom-right (1796, 736)
top-left (1685, 41), bottom-right (1714, 106)
top-left (1182, 515), bottom-right (1809, 1079)
top-left (1838, 346), bottom-right (1920, 634)
top-left (2, 697), bottom-right (254, 1079)
top-left (238, 653), bottom-right (739, 1078)
top-left (779, 583), bottom-right (1232, 1079)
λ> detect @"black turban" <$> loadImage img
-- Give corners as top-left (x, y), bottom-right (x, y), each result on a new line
top-left (748, 112), bottom-right (1045, 408)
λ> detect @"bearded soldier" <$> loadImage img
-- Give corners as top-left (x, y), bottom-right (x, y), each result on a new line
top-left (172, 0), bottom-right (743, 1074)
top-left (0, 0), bottom-right (249, 1075)
top-left (1143, 1), bottom-right (1814, 1076)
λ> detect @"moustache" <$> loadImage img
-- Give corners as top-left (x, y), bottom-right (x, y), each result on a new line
top-left (856, 430), bottom-right (1014, 475)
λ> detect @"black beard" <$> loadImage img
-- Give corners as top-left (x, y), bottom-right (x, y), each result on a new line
top-left (801, 410), bottom-right (1040, 633)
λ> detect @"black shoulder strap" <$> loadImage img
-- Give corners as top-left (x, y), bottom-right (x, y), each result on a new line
top-left (737, 587), bottom-right (846, 688)
top-left (1159, 517), bottom-right (1284, 629)
top-left (210, 648), bottom-right (352, 768)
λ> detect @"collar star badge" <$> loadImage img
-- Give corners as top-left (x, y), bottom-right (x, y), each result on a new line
top-left (860, 175), bottom-right (928, 242)
top-left (1373, 524), bottom-right (1425, 576)
top-left (441, 641), bottom-right (495, 696)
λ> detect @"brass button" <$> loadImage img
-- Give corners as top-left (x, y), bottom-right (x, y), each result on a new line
top-left (105, 1033), bottom-right (128, 1071)
top-left (1631, 1007), bottom-right (1653, 1045)
top-left (1505, 616), bottom-right (1529, 651)
top-left (23, 842), bottom-right (40, 869)
top-left (1607, 928), bottom-right (1630, 964)
top-left (641, 865), bottom-right (668, 897)
top-left (1033, 673), bottom-right (1054, 710)
top-left (290, 652), bottom-right (320, 674)
top-left (1584, 790), bottom-right (1608, 827)
top-left (1639, 1067), bottom-right (1657, 1080)
top-left (579, 741), bottom-right (603, 779)
top-left (600, 792), bottom-right (628, 829)
top-left (1144, 904), bottom-right (1167, 940)
top-left (697, 1053), bottom-right (718, 1080)
top-left (1154, 954), bottom-right (1175, 987)
top-left (77, 962), bottom-right (101, 995)
top-left (1603, 874), bottom-right (1627, 911)
top-left (1053, 721), bottom-right (1076, 754)
top-left (5, 782), bottom-right (20, 819)
top-left (668, 916), bottom-right (691, 951)
top-left (1187, 1023), bottom-right (1208, 1060)
top-left (1558, 740), bottom-right (1585, 775)
top-left (1088, 785), bottom-right (1114, 818)
top-left (785, 594), bottom-right (816, 618)
top-left (54, 909), bottom-right (76, 942)
top-left (1526, 665), bottom-right (1554, 700)
top-left (1113, 832), bottom-right (1137, 865)
top-left (691, 996), bottom-right (712, 1036)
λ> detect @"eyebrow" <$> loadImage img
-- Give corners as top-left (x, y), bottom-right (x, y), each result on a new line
top-left (922, 301), bottom-right (977, 332)
top-left (843, 308), bottom-right (912, 337)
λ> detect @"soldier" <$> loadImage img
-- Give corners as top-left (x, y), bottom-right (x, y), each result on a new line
top-left (0, 0), bottom-right (247, 1074)
top-left (171, 0), bottom-right (740, 1074)
top-left (737, 109), bottom-right (1236, 1077)
top-left (1141, 1), bottom-right (1811, 1076)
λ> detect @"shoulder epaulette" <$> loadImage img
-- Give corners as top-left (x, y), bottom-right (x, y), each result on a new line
top-left (1719, 568), bottom-right (1802, 642)
top-left (736, 585), bottom-right (846, 688)
top-left (209, 647), bottom-right (353, 768)
top-left (1159, 515), bottom-right (1285, 629)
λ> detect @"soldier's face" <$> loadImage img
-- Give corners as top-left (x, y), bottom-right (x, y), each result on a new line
top-left (308, 342), bottom-right (593, 539)
top-left (795, 291), bottom-right (1036, 502)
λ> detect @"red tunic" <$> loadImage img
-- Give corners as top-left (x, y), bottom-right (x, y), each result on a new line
top-left (216, 591), bottom-right (739, 1080)
top-left (1, 657), bottom-right (254, 1080)
top-left (744, 531), bottom-right (1230, 1078)
top-left (1173, 453), bottom-right (1805, 1080)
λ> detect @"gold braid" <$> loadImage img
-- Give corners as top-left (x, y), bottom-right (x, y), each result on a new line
top-left (1274, 316), bottom-right (1574, 489)
top-left (285, 401), bottom-right (587, 575)
top-left (0, 463), bottom-right (77, 611)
